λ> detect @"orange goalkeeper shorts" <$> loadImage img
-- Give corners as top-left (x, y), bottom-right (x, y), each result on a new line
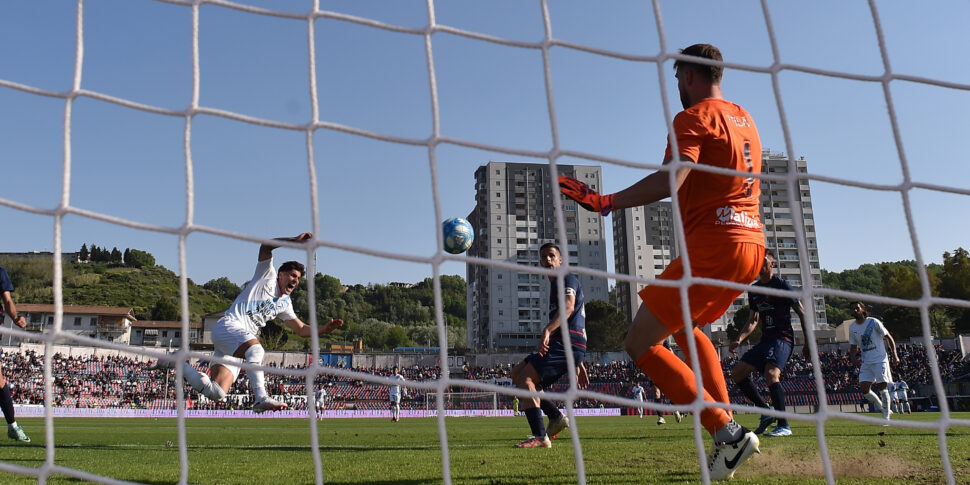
top-left (639, 242), bottom-right (764, 333)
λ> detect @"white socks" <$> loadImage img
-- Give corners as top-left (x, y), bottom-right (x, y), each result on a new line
top-left (183, 362), bottom-right (226, 401)
top-left (879, 389), bottom-right (892, 413)
top-left (864, 390), bottom-right (883, 412)
top-left (245, 345), bottom-right (268, 402)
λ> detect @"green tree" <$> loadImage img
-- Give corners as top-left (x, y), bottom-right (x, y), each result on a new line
top-left (726, 306), bottom-right (756, 343)
top-left (110, 247), bottom-right (123, 264)
top-left (150, 298), bottom-right (179, 321)
top-left (940, 248), bottom-right (970, 333)
top-left (879, 263), bottom-right (944, 339)
top-left (386, 325), bottom-right (412, 349)
top-left (318, 274), bottom-right (343, 300)
top-left (584, 300), bottom-right (628, 351)
top-left (126, 249), bottom-right (156, 269)
top-left (79, 243), bottom-right (89, 262)
top-left (203, 277), bottom-right (242, 301)
top-left (260, 321), bottom-right (289, 350)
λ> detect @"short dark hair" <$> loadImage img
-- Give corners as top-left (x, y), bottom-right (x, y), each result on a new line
top-left (674, 43), bottom-right (723, 84)
top-left (539, 242), bottom-right (561, 255)
top-left (279, 261), bottom-right (305, 278)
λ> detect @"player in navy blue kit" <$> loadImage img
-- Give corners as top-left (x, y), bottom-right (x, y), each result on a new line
top-left (510, 243), bottom-right (589, 448)
top-left (0, 267), bottom-right (29, 443)
top-left (729, 252), bottom-right (807, 437)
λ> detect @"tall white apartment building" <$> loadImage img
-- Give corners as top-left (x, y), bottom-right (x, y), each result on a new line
top-left (466, 161), bottom-right (609, 351)
top-left (612, 201), bottom-right (678, 323)
top-left (612, 151), bottom-right (827, 337)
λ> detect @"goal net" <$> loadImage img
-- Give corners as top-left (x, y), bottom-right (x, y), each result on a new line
top-left (0, 1), bottom-right (967, 485)
top-left (425, 391), bottom-right (498, 412)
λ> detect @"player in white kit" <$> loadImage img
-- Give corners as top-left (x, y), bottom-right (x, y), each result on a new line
top-left (155, 233), bottom-right (343, 413)
top-left (631, 382), bottom-right (646, 419)
top-left (315, 387), bottom-right (328, 421)
top-left (847, 301), bottom-right (899, 423)
top-left (388, 366), bottom-right (407, 422)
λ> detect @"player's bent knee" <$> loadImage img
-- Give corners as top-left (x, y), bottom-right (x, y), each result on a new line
top-left (244, 344), bottom-right (265, 365)
top-left (203, 383), bottom-right (227, 401)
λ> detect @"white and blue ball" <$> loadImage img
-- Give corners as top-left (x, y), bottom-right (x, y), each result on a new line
top-left (442, 217), bottom-right (474, 254)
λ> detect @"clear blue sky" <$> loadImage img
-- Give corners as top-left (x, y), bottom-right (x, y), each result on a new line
top-left (1, 0), bottom-right (967, 288)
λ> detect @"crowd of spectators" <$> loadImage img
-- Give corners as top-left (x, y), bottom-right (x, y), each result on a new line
top-left (1, 343), bottom-right (967, 412)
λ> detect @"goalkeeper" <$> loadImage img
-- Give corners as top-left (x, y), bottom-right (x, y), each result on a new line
top-left (155, 233), bottom-right (343, 413)
top-left (560, 43), bottom-right (764, 480)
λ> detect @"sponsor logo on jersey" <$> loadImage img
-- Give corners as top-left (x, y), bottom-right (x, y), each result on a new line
top-left (715, 207), bottom-right (761, 229)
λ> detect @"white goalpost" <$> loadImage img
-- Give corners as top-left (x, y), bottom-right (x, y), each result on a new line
top-left (0, 1), bottom-right (968, 485)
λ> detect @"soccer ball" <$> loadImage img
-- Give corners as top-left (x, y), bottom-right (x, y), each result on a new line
top-left (442, 217), bottom-right (474, 254)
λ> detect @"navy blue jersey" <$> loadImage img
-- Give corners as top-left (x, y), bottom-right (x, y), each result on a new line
top-left (749, 276), bottom-right (798, 343)
top-left (0, 268), bottom-right (13, 294)
top-left (547, 274), bottom-right (587, 359)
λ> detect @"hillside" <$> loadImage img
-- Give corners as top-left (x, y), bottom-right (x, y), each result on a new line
top-left (0, 254), bottom-right (468, 352)
top-left (0, 256), bottom-right (232, 323)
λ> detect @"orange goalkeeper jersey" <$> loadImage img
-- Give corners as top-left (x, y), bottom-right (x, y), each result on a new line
top-left (664, 97), bottom-right (764, 247)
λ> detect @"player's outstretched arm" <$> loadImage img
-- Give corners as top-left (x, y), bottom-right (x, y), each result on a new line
top-left (285, 317), bottom-right (343, 338)
top-left (258, 232), bottom-right (313, 261)
top-left (559, 157), bottom-right (692, 215)
top-left (558, 176), bottom-right (615, 216)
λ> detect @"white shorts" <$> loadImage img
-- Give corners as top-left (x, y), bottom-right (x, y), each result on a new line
top-left (210, 320), bottom-right (257, 380)
top-left (859, 361), bottom-right (893, 384)
top-left (389, 395), bottom-right (401, 404)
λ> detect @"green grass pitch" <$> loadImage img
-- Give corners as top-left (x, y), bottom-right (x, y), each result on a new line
top-left (0, 413), bottom-right (967, 484)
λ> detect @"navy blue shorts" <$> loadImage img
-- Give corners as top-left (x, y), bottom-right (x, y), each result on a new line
top-left (524, 351), bottom-right (584, 390)
top-left (741, 338), bottom-right (793, 373)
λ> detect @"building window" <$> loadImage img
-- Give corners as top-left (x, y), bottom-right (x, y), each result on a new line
top-left (162, 331), bottom-right (168, 337)
top-left (74, 317), bottom-right (82, 326)
top-left (175, 331), bottom-right (180, 338)
top-left (497, 238), bottom-right (502, 244)
top-left (90, 317), bottom-right (97, 325)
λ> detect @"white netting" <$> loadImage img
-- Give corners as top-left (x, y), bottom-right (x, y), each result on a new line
top-left (0, 1), bottom-right (968, 484)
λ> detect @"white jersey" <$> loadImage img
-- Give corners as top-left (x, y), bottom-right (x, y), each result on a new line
top-left (389, 374), bottom-right (406, 400)
top-left (315, 388), bottom-right (327, 404)
top-left (631, 384), bottom-right (645, 401)
top-left (848, 317), bottom-right (890, 364)
top-left (222, 258), bottom-right (297, 335)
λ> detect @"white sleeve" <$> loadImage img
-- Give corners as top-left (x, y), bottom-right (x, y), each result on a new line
top-left (848, 329), bottom-right (859, 346)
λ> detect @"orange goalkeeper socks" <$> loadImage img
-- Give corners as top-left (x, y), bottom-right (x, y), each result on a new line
top-left (636, 344), bottom-right (731, 435)
top-left (675, 326), bottom-right (732, 414)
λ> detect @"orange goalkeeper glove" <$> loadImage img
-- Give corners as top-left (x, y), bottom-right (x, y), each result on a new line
top-left (558, 176), bottom-right (615, 216)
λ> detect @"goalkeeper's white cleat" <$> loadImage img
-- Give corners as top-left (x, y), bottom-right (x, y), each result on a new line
top-left (253, 397), bottom-right (288, 414)
top-left (708, 428), bottom-right (760, 481)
